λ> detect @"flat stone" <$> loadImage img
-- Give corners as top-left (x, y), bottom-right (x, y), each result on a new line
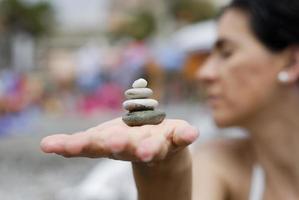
top-left (132, 78), bottom-right (147, 88)
top-left (122, 110), bottom-right (166, 126)
top-left (123, 99), bottom-right (158, 111)
top-left (125, 88), bottom-right (153, 99)
top-left (128, 104), bottom-right (154, 112)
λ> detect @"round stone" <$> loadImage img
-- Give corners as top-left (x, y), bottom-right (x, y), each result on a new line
top-left (125, 88), bottom-right (153, 99)
top-left (132, 78), bottom-right (147, 88)
top-left (123, 99), bottom-right (158, 111)
top-left (122, 110), bottom-right (166, 126)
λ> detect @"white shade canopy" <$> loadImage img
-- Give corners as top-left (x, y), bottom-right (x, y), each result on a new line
top-left (172, 20), bottom-right (218, 53)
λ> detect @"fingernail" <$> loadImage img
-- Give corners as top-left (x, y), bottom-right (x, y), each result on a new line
top-left (181, 127), bottom-right (200, 143)
top-left (138, 147), bottom-right (153, 162)
top-left (142, 155), bottom-right (153, 162)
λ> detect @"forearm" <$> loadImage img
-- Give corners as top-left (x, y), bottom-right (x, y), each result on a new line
top-left (132, 148), bottom-right (192, 200)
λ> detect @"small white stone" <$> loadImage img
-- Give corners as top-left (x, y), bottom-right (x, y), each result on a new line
top-left (123, 99), bottom-right (158, 110)
top-left (125, 88), bottom-right (153, 99)
top-left (132, 78), bottom-right (147, 88)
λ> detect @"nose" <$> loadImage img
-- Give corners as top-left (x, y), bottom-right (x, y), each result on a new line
top-left (196, 57), bottom-right (218, 84)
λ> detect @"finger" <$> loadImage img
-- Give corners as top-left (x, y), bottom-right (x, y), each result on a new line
top-left (81, 125), bottom-right (132, 158)
top-left (106, 127), bottom-right (152, 161)
top-left (129, 126), bottom-right (152, 145)
top-left (104, 129), bottom-right (129, 153)
top-left (63, 131), bottom-right (92, 156)
top-left (41, 131), bottom-right (92, 157)
top-left (40, 134), bottom-right (70, 154)
top-left (40, 118), bottom-right (123, 154)
top-left (169, 120), bottom-right (199, 147)
top-left (41, 118), bottom-right (127, 157)
top-left (135, 133), bottom-right (167, 162)
top-left (80, 118), bottom-right (129, 157)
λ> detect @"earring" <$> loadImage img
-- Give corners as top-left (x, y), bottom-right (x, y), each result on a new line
top-left (278, 71), bottom-right (290, 83)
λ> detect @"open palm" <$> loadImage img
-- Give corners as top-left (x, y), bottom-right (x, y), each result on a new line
top-left (41, 118), bottom-right (199, 163)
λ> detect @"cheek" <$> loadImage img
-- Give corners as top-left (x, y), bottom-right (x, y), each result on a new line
top-left (216, 54), bottom-right (278, 125)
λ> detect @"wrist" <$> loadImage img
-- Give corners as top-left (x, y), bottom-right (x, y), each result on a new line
top-left (132, 148), bottom-right (192, 175)
top-left (132, 148), bottom-right (193, 200)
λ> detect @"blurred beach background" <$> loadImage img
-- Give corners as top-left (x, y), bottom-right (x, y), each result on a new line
top-left (0, 0), bottom-right (245, 199)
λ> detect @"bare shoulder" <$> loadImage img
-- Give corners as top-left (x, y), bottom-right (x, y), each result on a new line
top-left (192, 138), bottom-right (254, 200)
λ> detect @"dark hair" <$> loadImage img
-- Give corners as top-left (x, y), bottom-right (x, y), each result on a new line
top-left (224, 0), bottom-right (299, 52)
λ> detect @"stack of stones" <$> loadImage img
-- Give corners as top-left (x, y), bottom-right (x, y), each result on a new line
top-left (122, 78), bottom-right (166, 126)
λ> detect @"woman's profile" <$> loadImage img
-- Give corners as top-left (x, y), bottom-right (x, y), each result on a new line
top-left (41, 0), bottom-right (299, 199)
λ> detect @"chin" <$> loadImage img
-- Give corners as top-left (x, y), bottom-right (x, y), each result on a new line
top-left (214, 119), bottom-right (235, 128)
top-left (213, 112), bottom-right (239, 128)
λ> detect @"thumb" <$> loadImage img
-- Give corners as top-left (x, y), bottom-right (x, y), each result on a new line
top-left (172, 122), bottom-right (199, 147)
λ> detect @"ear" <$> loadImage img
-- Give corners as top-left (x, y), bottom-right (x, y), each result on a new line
top-left (285, 46), bottom-right (299, 83)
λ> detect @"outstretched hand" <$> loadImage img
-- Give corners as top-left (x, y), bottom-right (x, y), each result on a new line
top-left (40, 118), bottom-right (199, 163)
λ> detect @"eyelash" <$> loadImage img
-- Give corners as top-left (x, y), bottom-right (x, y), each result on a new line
top-left (220, 49), bottom-right (233, 59)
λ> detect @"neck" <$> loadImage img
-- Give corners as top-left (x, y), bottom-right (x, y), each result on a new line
top-left (244, 87), bottom-right (299, 197)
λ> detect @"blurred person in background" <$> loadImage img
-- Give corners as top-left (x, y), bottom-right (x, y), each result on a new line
top-left (75, 42), bottom-right (103, 114)
top-left (0, 69), bottom-right (45, 135)
top-left (41, 0), bottom-right (299, 199)
top-left (75, 42), bottom-right (103, 95)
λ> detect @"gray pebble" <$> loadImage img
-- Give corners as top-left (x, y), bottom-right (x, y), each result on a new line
top-left (126, 104), bottom-right (154, 112)
top-left (122, 110), bottom-right (166, 126)
top-left (125, 88), bottom-right (153, 99)
top-left (123, 99), bottom-right (158, 111)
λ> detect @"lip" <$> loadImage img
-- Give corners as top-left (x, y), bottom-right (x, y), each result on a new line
top-left (207, 95), bottom-right (222, 106)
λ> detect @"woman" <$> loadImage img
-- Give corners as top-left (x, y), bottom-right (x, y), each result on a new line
top-left (41, 0), bottom-right (299, 199)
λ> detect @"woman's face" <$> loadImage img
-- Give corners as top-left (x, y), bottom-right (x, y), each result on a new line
top-left (198, 9), bottom-right (287, 127)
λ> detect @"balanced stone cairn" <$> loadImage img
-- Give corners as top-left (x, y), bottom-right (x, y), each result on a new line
top-left (122, 78), bottom-right (166, 126)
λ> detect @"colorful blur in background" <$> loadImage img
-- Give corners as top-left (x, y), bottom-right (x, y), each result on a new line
top-left (0, 0), bottom-right (239, 200)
